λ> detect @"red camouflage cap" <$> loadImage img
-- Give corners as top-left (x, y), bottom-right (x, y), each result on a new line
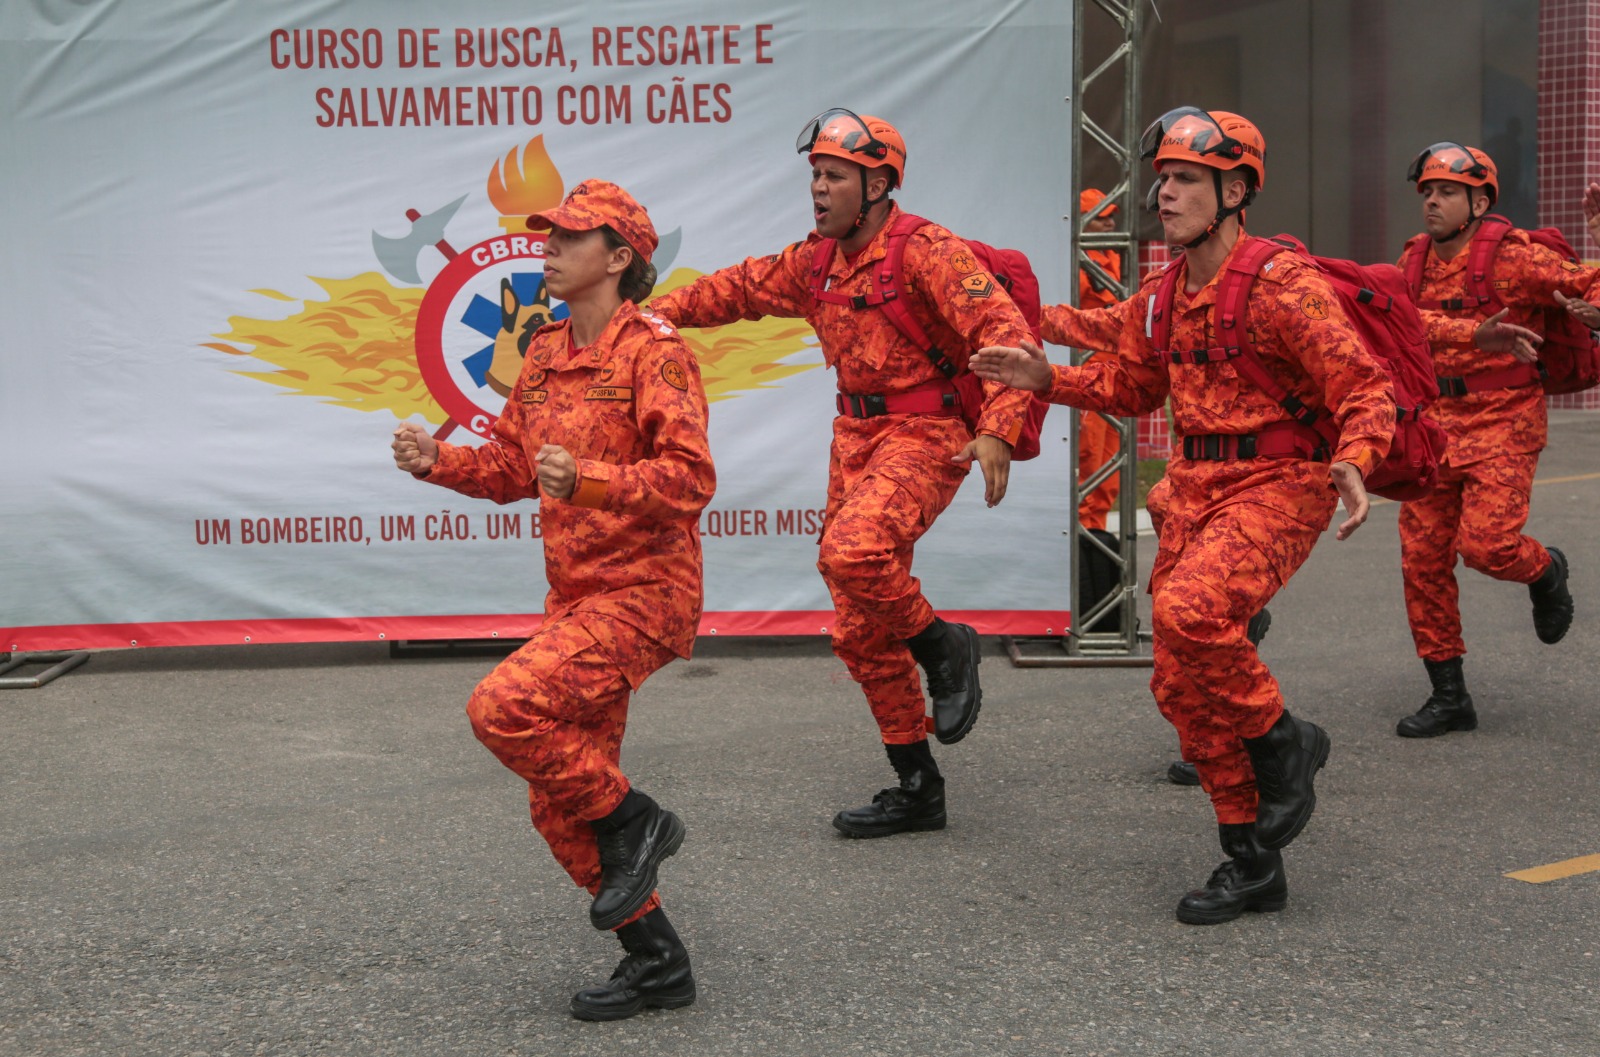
top-left (526, 179), bottom-right (659, 262)
top-left (1079, 188), bottom-right (1118, 216)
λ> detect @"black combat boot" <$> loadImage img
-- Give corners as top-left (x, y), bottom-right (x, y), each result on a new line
top-left (831, 740), bottom-right (946, 838)
top-left (905, 618), bottom-right (983, 744)
top-left (1397, 656), bottom-right (1477, 738)
top-left (1530, 547), bottom-right (1573, 645)
top-left (588, 789), bottom-right (685, 931)
top-left (570, 907), bottom-right (696, 1021)
top-left (1166, 759), bottom-right (1201, 786)
top-left (1175, 822), bottom-right (1289, 925)
top-left (1241, 709), bottom-right (1330, 850)
top-left (1246, 606), bottom-right (1273, 648)
top-left (1167, 607), bottom-right (1273, 786)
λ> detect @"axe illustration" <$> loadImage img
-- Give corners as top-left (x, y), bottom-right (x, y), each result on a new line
top-left (372, 195), bottom-right (467, 284)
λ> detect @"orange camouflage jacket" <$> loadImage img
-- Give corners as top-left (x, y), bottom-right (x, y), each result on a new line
top-left (1043, 233), bottom-right (1395, 479)
top-left (1079, 248), bottom-right (1123, 312)
top-left (648, 203), bottom-right (1036, 446)
top-left (1402, 230), bottom-right (1600, 465)
top-left (422, 303), bottom-right (715, 680)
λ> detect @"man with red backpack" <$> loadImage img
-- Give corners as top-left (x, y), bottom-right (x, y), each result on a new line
top-left (648, 108), bottom-right (1038, 838)
top-left (1392, 143), bottom-right (1600, 739)
top-left (974, 107), bottom-right (1397, 924)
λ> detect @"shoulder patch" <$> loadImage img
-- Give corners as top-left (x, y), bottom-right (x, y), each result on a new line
top-left (961, 273), bottom-right (996, 299)
top-left (661, 359), bottom-right (689, 391)
top-left (1299, 292), bottom-right (1329, 321)
top-left (950, 249), bottom-right (979, 275)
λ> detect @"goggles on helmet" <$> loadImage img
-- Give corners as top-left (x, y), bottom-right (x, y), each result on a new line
top-left (1139, 106), bottom-right (1247, 167)
top-left (1406, 141), bottom-right (1489, 184)
top-left (796, 108), bottom-right (892, 164)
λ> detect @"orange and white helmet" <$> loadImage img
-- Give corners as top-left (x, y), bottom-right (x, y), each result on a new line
top-left (1140, 106), bottom-right (1266, 190)
top-left (796, 108), bottom-right (907, 190)
top-left (1407, 141), bottom-right (1498, 204)
top-left (1140, 106), bottom-right (1266, 248)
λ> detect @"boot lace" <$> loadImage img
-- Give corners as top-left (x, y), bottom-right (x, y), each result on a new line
top-left (922, 659), bottom-right (958, 698)
top-left (1203, 859), bottom-right (1247, 891)
top-left (595, 828), bottom-right (632, 870)
top-left (610, 950), bottom-right (651, 982)
top-left (872, 786), bottom-right (913, 809)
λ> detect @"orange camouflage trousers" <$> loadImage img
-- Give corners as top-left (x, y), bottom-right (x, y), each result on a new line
top-left (1077, 411), bottom-right (1122, 532)
top-left (1150, 462), bottom-right (1334, 824)
top-left (1399, 451), bottom-right (1550, 662)
top-left (466, 614), bottom-right (676, 928)
top-left (819, 419), bottom-right (969, 744)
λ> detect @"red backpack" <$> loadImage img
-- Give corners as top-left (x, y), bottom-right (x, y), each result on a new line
top-left (1400, 215), bottom-right (1600, 395)
top-left (809, 212), bottom-right (1051, 460)
top-left (1150, 234), bottom-right (1444, 502)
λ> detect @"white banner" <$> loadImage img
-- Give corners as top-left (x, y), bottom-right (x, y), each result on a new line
top-left (3, 0), bottom-right (1076, 651)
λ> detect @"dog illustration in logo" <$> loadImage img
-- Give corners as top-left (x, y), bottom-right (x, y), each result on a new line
top-left (487, 276), bottom-right (557, 397)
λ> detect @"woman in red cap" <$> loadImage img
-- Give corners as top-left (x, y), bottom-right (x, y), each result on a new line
top-left (392, 179), bottom-right (715, 1020)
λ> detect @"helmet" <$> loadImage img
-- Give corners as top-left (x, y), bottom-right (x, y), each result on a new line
top-left (1140, 106), bottom-right (1266, 190)
top-left (1079, 187), bottom-right (1118, 217)
top-left (1407, 142), bottom-right (1498, 204)
top-left (797, 108), bottom-right (907, 189)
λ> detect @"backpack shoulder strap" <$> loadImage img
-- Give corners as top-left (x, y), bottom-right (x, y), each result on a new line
top-left (809, 235), bottom-right (842, 304)
top-left (875, 213), bottom-right (959, 375)
top-left (1148, 258), bottom-right (1187, 351)
top-left (1462, 214), bottom-right (1515, 309)
top-left (1399, 234), bottom-right (1430, 300)
top-left (1221, 238), bottom-right (1340, 443)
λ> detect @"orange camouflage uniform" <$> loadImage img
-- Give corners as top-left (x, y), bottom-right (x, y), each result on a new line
top-left (649, 203), bottom-right (1034, 744)
top-left (1043, 235), bottom-right (1394, 823)
top-left (421, 302), bottom-right (715, 926)
top-left (1398, 232), bottom-right (1600, 661)
top-left (1077, 248), bottom-right (1125, 531)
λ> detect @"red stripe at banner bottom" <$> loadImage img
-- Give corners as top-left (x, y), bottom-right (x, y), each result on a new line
top-left (3, 610), bottom-right (1073, 653)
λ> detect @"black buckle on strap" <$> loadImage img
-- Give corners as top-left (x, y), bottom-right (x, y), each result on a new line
top-left (1281, 395), bottom-right (1320, 428)
top-left (1437, 376), bottom-right (1469, 397)
top-left (836, 392), bottom-right (889, 418)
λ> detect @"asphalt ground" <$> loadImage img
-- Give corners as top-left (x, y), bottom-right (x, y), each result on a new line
top-left (4, 413), bottom-right (1599, 1057)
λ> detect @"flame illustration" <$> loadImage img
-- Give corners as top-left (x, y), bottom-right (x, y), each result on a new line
top-left (487, 136), bottom-right (565, 228)
top-left (207, 267), bottom-right (821, 420)
top-left (203, 274), bottom-right (446, 424)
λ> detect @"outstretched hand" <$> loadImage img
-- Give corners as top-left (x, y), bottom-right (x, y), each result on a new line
top-left (970, 338), bottom-right (1053, 392)
top-left (1473, 308), bottom-right (1542, 364)
top-left (1554, 290), bottom-right (1600, 330)
top-left (1584, 181), bottom-right (1600, 248)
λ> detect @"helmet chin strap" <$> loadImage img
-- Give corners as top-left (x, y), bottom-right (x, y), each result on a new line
top-left (850, 168), bottom-right (890, 232)
top-left (1182, 170), bottom-right (1252, 250)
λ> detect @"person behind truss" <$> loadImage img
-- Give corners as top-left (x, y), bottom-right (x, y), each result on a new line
top-left (1075, 188), bottom-right (1126, 533)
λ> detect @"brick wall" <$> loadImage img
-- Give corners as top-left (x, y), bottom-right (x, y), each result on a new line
top-left (1540, 0), bottom-right (1600, 410)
